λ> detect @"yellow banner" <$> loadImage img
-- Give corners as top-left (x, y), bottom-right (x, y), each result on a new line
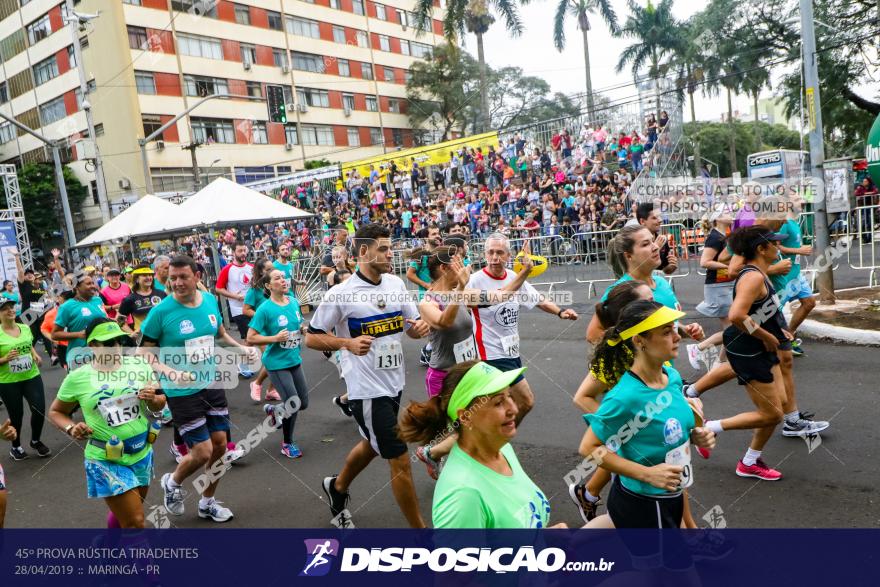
top-left (341, 131), bottom-right (500, 180)
top-left (806, 87), bottom-right (816, 131)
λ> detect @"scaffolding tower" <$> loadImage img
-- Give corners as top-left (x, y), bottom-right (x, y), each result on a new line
top-left (0, 164), bottom-right (32, 271)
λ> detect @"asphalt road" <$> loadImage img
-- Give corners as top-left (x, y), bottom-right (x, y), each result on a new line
top-left (1, 257), bottom-right (878, 529)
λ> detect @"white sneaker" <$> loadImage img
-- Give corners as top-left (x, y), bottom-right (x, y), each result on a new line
top-left (161, 473), bottom-right (186, 516)
top-left (227, 445), bottom-right (247, 463)
top-left (198, 500), bottom-right (234, 523)
top-left (687, 344), bottom-right (704, 370)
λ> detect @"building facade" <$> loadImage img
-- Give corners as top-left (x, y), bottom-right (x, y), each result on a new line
top-left (0, 0), bottom-right (445, 233)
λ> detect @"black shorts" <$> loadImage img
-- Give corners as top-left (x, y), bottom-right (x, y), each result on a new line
top-left (232, 314), bottom-right (250, 339)
top-left (484, 357), bottom-right (525, 385)
top-left (723, 329), bottom-right (790, 385)
top-left (607, 476), bottom-right (691, 571)
top-left (350, 392), bottom-right (407, 459)
top-left (166, 387), bottom-right (230, 447)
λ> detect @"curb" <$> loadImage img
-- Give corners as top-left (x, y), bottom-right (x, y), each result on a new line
top-left (796, 317), bottom-right (880, 346)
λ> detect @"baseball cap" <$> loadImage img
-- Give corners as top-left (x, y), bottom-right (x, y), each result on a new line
top-left (86, 321), bottom-right (128, 344)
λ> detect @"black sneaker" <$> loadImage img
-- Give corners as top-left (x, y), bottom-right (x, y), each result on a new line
top-left (332, 396), bottom-right (353, 418)
top-left (568, 480), bottom-right (602, 523)
top-left (322, 475), bottom-right (350, 519)
top-left (9, 446), bottom-right (27, 461)
top-left (29, 440), bottom-right (51, 458)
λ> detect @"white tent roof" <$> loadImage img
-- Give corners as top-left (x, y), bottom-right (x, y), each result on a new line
top-left (77, 195), bottom-right (180, 247)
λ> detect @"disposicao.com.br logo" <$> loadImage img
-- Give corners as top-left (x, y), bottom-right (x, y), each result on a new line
top-left (299, 540), bottom-right (615, 575)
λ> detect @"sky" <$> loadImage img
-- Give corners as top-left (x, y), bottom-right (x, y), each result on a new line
top-left (468, 0), bottom-right (763, 123)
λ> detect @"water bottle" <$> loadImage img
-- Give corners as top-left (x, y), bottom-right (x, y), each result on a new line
top-left (147, 421), bottom-right (161, 445)
top-left (105, 435), bottom-right (123, 461)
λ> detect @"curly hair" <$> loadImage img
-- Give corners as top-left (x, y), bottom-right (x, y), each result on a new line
top-left (589, 300), bottom-right (663, 387)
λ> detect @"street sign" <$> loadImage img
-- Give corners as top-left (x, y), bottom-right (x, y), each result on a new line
top-left (866, 112), bottom-right (880, 186)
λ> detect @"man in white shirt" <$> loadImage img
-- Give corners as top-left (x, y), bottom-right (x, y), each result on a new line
top-left (467, 234), bottom-right (578, 423)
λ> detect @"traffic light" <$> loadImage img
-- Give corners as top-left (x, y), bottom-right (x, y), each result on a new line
top-left (267, 84), bottom-right (287, 124)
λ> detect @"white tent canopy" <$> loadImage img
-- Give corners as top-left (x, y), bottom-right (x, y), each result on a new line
top-left (77, 195), bottom-right (180, 247)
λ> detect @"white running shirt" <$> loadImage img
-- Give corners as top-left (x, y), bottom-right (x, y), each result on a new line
top-left (467, 268), bottom-right (541, 361)
top-left (310, 272), bottom-right (418, 400)
top-left (216, 262), bottom-right (254, 317)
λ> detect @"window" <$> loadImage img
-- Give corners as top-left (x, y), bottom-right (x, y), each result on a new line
top-left (191, 117), bottom-right (235, 144)
top-left (330, 0), bottom-right (339, 8)
top-left (39, 96), bottom-right (66, 125)
top-left (347, 127), bottom-right (360, 146)
top-left (26, 15), bottom-right (51, 46)
top-left (355, 30), bottom-right (368, 48)
top-left (142, 114), bottom-right (162, 138)
top-left (178, 34), bottom-right (223, 59)
top-left (333, 25), bottom-right (345, 44)
top-left (267, 10), bottom-right (282, 30)
top-left (184, 75), bottom-right (228, 97)
top-left (302, 125), bottom-right (334, 146)
top-left (67, 45), bottom-right (77, 69)
top-left (383, 67), bottom-right (395, 82)
top-left (0, 123), bottom-right (14, 144)
top-left (378, 35), bottom-right (390, 52)
top-left (128, 26), bottom-right (147, 49)
top-left (411, 42), bottom-right (431, 58)
top-left (273, 48), bottom-right (288, 68)
top-left (296, 88), bottom-right (330, 108)
top-left (32, 55), bottom-right (59, 86)
top-left (287, 16), bottom-right (319, 38)
top-left (369, 128), bottom-right (382, 145)
top-left (400, 40), bottom-right (410, 55)
top-left (392, 128), bottom-right (402, 145)
top-left (123, 0), bottom-right (143, 4)
top-left (338, 59), bottom-right (350, 77)
top-left (352, 0), bottom-right (364, 15)
top-left (342, 93), bottom-right (355, 110)
top-left (151, 167), bottom-right (197, 192)
top-left (292, 52), bottom-right (323, 73)
top-left (282, 85), bottom-right (294, 104)
top-left (396, 9), bottom-right (407, 27)
top-left (0, 82), bottom-right (7, 104)
top-left (241, 43), bottom-right (256, 66)
top-left (285, 125), bottom-right (298, 145)
top-left (404, 69), bottom-right (412, 83)
top-left (388, 98), bottom-right (400, 113)
top-left (134, 71), bottom-right (156, 94)
top-left (376, 4), bottom-right (386, 20)
top-left (365, 95), bottom-right (377, 111)
top-left (361, 62), bottom-right (373, 80)
top-left (172, 0), bottom-right (217, 16)
top-left (246, 81), bottom-right (263, 98)
top-left (251, 122), bottom-right (268, 144)
top-left (94, 123), bottom-right (105, 137)
top-left (234, 4), bottom-right (250, 24)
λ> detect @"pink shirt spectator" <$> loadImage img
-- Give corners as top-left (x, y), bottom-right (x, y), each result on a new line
top-left (100, 283), bottom-right (131, 320)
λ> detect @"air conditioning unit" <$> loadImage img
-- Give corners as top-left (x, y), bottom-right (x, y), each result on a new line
top-left (281, 64), bottom-right (290, 74)
top-left (284, 143), bottom-right (293, 151)
top-left (118, 177), bottom-right (131, 190)
top-left (243, 60), bottom-right (252, 71)
top-left (286, 103), bottom-right (297, 113)
top-left (297, 103), bottom-right (308, 113)
top-left (155, 140), bottom-right (165, 150)
top-left (343, 106), bottom-right (352, 117)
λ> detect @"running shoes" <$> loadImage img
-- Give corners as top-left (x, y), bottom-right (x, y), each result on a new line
top-left (790, 338), bottom-right (805, 357)
top-left (332, 396), bottom-right (353, 418)
top-left (782, 414), bottom-right (829, 437)
top-left (281, 442), bottom-right (302, 459)
top-left (568, 479), bottom-right (602, 523)
top-left (323, 475), bottom-right (354, 528)
top-left (29, 440), bottom-right (50, 457)
top-left (198, 499), bottom-right (234, 523)
top-left (415, 446), bottom-right (440, 480)
top-left (161, 473), bottom-right (187, 515)
top-left (249, 382), bottom-right (262, 402)
top-left (266, 388), bottom-right (281, 401)
top-left (9, 446), bottom-right (27, 461)
top-left (419, 346), bottom-right (431, 366)
top-left (735, 459), bottom-right (782, 481)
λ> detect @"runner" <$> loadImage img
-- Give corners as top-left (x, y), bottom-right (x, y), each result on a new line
top-left (306, 223), bottom-right (430, 528)
top-left (139, 255), bottom-right (258, 522)
top-left (244, 257), bottom-right (281, 403)
top-left (43, 291), bottom-right (73, 368)
top-left (0, 418), bottom-right (17, 527)
top-left (99, 268), bottom-right (131, 321)
top-left (774, 198), bottom-right (815, 356)
top-left (49, 318), bottom-right (166, 528)
top-left (215, 241), bottom-right (255, 378)
top-left (272, 243), bottom-right (296, 290)
top-left (406, 225), bottom-right (442, 366)
top-left (400, 360), bottom-right (566, 529)
top-left (247, 269), bottom-right (309, 458)
top-left (52, 273), bottom-right (107, 370)
top-left (0, 298), bottom-right (49, 459)
top-left (1, 281), bottom-right (20, 318)
top-left (467, 233), bottom-right (578, 423)
top-left (118, 264), bottom-right (166, 334)
top-left (629, 202), bottom-right (678, 275)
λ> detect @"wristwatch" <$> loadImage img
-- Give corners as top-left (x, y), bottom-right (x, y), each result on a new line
top-left (557, 309), bottom-right (564, 318)
top-left (64, 423), bottom-right (75, 436)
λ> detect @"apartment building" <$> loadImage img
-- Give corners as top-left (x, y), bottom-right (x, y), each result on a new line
top-left (0, 0), bottom-right (444, 233)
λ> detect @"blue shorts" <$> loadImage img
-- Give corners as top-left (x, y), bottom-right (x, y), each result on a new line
top-left (166, 387), bottom-right (230, 447)
top-left (85, 451), bottom-right (153, 499)
top-left (484, 357), bottom-right (525, 384)
top-left (780, 274), bottom-right (812, 305)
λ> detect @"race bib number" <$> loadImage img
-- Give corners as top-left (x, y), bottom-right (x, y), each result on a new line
top-left (185, 335), bottom-right (214, 363)
top-left (8, 355), bottom-right (32, 373)
top-left (500, 334), bottom-right (520, 357)
top-left (29, 302), bottom-right (45, 314)
top-left (453, 337), bottom-right (478, 363)
top-left (280, 331), bottom-right (302, 350)
top-left (97, 393), bottom-right (141, 428)
top-left (373, 340), bottom-right (403, 370)
top-left (665, 441), bottom-right (693, 490)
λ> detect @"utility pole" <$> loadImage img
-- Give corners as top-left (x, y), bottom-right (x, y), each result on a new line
top-left (65, 1), bottom-right (110, 223)
top-left (799, 0), bottom-right (835, 303)
top-left (182, 140), bottom-right (202, 191)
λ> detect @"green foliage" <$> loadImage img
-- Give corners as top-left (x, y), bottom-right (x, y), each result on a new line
top-left (18, 163), bottom-right (87, 243)
top-left (684, 120), bottom-right (803, 177)
top-left (304, 159), bottom-right (332, 170)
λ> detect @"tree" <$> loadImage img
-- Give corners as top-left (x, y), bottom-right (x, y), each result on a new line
top-left (304, 159), bottom-right (332, 169)
top-left (552, 0), bottom-right (619, 121)
top-left (615, 0), bottom-right (682, 117)
top-left (18, 162), bottom-right (87, 245)
top-left (413, 0), bottom-right (525, 132)
top-left (684, 120), bottom-right (802, 177)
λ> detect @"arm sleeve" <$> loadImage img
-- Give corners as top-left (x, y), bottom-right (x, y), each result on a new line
top-left (249, 305), bottom-right (267, 335)
top-left (215, 265), bottom-right (231, 289)
top-left (309, 290), bottom-right (343, 333)
top-left (583, 395), bottom-right (629, 445)
top-left (432, 487), bottom-right (488, 529)
top-left (54, 304), bottom-right (70, 329)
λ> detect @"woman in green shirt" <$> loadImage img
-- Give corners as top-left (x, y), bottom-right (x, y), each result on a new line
top-left (49, 318), bottom-right (166, 529)
top-left (400, 360), bottom-right (566, 529)
top-left (0, 298), bottom-right (48, 460)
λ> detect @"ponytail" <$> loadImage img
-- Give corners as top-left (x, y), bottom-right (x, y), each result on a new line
top-left (607, 225), bottom-right (646, 279)
top-left (594, 280), bottom-right (648, 329)
top-left (398, 360), bottom-right (479, 445)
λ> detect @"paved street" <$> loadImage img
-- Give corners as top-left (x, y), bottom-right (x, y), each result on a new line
top-left (2, 260), bottom-right (878, 529)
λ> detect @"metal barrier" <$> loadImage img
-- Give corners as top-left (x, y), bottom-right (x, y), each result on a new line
top-left (847, 204), bottom-right (880, 286)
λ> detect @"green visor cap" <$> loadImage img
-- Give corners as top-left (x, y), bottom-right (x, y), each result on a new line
top-left (446, 362), bottom-right (527, 421)
top-left (87, 321), bottom-right (128, 344)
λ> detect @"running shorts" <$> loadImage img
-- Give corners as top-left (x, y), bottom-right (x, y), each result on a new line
top-left (84, 451), bottom-right (153, 499)
top-left (425, 367), bottom-right (448, 399)
top-left (166, 387), bottom-right (230, 447)
top-left (350, 392), bottom-right (407, 459)
top-left (232, 314), bottom-right (250, 339)
top-left (780, 274), bottom-right (812, 305)
top-left (483, 357), bottom-right (525, 385)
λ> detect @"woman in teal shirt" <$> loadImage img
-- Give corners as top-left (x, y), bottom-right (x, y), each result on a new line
top-left (1, 281), bottom-right (20, 317)
top-left (247, 269), bottom-right (308, 459)
top-left (244, 257), bottom-right (280, 403)
top-left (51, 275), bottom-right (106, 370)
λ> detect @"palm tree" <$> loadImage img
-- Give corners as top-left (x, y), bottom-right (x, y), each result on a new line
top-left (413, 0), bottom-right (524, 132)
top-left (615, 0), bottom-right (682, 118)
top-left (552, 0), bottom-right (619, 121)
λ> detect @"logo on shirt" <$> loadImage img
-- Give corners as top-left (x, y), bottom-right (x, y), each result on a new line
top-left (495, 303), bottom-right (519, 327)
top-left (81, 308), bottom-right (92, 317)
top-left (208, 315), bottom-right (218, 328)
top-left (150, 296), bottom-right (162, 306)
top-left (179, 320), bottom-right (195, 335)
top-left (663, 418), bottom-right (684, 445)
top-left (348, 312), bottom-right (404, 338)
top-left (278, 315), bottom-right (289, 327)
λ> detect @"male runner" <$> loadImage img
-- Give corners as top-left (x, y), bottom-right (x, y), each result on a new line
top-left (306, 223), bottom-right (430, 529)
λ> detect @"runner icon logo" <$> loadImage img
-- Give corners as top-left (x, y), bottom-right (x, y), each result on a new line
top-left (300, 539), bottom-right (340, 577)
top-left (495, 304), bottom-right (518, 327)
top-left (663, 418), bottom-right (683, 445)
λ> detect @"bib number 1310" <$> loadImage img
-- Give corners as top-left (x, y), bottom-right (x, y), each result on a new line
top-left (374, 341), bottom-right (403, 370)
